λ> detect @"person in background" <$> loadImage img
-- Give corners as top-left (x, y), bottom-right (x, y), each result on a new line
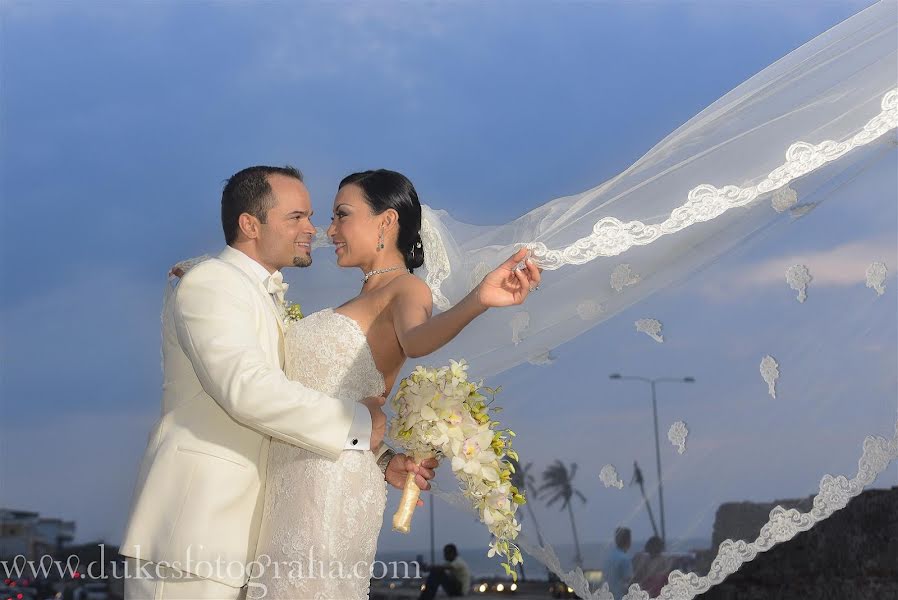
top-left (603, 527), bottom-right (633, 598)
top-left (418, 544), bottom-right (471, 599)
top-left (632, 535), bottom-right (672, 596)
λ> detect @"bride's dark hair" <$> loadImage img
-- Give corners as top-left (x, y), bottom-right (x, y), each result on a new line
top-left (338, 169), bottom-right (425, 272)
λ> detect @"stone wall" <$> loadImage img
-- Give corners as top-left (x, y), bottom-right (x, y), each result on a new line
top-left (696, 486), bottom-right (898, 600)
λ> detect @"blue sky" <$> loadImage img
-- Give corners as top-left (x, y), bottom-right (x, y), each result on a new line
top-left (1, 0), bottom-right (894, 573)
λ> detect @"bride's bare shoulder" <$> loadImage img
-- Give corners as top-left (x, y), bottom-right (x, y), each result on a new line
top-left (389, 273), bottom-right (433, 311)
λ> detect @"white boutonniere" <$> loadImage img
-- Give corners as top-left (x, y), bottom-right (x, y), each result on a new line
top-left (284, 301), bottom-right (304, 322)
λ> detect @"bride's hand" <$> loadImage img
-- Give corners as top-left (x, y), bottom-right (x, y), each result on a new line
top-left (361, 396), bottom-right (387, 450)
top-left (385, 455), bottom-right (439, 506)
top-left (474, 248), bottom-right (542, 309)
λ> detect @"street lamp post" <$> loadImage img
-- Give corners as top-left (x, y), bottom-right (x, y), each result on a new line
top-left (430, 496), bottom-right (435, 565)
top-left (609, 373), bottom-right (695, 544)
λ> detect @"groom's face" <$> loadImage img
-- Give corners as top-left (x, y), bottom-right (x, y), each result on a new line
top-left (258, 174), bottom-right (317, 269)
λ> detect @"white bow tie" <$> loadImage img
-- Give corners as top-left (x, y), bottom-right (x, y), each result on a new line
top-left (265, 271), bottom-right (289, 307)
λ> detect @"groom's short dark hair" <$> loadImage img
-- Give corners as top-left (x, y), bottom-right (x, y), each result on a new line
top-left (221, 165), bottom-right (304, 245)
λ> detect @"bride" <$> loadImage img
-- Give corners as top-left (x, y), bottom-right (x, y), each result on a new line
top-left (227, 168), bottom-right (539, 599)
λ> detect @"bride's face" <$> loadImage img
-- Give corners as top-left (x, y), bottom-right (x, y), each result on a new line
top-left (327, 184), bottom-right (381, 268)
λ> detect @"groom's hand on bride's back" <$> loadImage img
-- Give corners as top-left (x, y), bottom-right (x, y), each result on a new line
top-left (361, 395), bottom-right (387, 449)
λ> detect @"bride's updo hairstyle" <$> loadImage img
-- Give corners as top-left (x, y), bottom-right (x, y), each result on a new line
top-left (338, 169), bottom-right (425, 272)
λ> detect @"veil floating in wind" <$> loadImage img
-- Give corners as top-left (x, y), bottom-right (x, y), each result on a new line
top-left (300, 2), bottom-right (896, 382)
top-left (355, 3), bottom-right (895, 598)
top-left (215, 3), bottom-right (896, 598)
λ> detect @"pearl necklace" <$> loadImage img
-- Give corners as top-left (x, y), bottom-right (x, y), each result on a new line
top-left (363, 265), bottom-right (406, 283)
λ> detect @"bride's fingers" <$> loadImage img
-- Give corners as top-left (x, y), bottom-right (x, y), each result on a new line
top-left (525, 258), bottom-right (541, 283)
top-left (514, 268), bottom-right (528, 293)
top-left (420, 458), bottom-right (439, 469)
top-left (417, 466), bottom-right (436, 480)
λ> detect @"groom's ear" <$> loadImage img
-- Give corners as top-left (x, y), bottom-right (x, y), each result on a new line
top-left (238, 212), bottom-right (262, 240)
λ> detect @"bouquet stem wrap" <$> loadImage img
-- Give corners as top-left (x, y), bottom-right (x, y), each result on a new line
top-left (392, 472), bottom-right (419, 534)
top-left (392, 462), bottom-right (427, 534)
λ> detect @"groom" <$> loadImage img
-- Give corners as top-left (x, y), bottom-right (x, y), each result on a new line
top-left (120, 165), bottom-right (437, 600)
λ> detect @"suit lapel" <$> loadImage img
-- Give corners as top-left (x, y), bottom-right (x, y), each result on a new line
top-left (218, 247), bottom-right (286, 335)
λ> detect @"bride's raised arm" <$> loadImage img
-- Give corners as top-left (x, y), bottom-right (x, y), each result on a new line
top-left (393, 248), bottom-right (541, 358)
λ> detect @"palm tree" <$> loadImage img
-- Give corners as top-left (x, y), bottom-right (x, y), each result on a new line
top-left (631, 461), bottom-right (660, 540)
top-left (539, 460), bottom-right (587, 567)
top-left (508, 458), bottom-right (547, 581)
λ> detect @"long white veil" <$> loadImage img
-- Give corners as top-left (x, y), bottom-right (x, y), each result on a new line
top-left (169, 2), bottom-right (897, 597)
top-left (290, 2), bottom-right (897, 598)
top-left (300, 1), bottom-right (896, 378)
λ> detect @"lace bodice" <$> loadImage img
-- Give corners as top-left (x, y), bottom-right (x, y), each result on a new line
top-left (284, 308), bottom-right (386, 400)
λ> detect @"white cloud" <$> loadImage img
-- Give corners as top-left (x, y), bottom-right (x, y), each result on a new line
top-left (698, 238), bottom-right (896, 301)
top-left (235, 3), bottom-right (458, 100)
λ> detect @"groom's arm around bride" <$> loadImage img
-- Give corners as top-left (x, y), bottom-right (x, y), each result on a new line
top-left (172, 255), bottom-right (375, 454)
top-left (119, 166), bottom-right (390, 599)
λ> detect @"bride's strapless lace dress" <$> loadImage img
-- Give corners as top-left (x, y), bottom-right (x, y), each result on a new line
top-left (252, 309), bottom-right (387, 600)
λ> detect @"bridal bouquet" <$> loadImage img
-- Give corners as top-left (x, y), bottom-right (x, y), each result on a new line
top-left (389, 360), bottom-right (525, 578)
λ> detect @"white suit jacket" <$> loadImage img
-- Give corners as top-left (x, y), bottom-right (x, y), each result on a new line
top-left (120, 246), bottom-right (386, 587)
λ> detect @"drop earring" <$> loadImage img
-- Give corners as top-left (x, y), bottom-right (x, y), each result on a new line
top-left (377, 228), bottom-right (385, 251)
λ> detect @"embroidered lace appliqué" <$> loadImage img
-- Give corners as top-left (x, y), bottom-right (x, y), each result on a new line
top-left (668, 421), bottom-right (688, 455)
top-left (577, 300), bottom-right (605, 320)
top-left (786, 264), bottom-right (812, 303)
top-left (524, 89), bottom-right (897, 270)
top-left (528, 350), bottom-right (557, 366)
top-left (611, 264), bottom-right (641, 292)
top-left (599, 464), bottom-right (624, 489)
top-left (510, 311), bottom-right (530, 345)
top-left (865, 261), bottom-right (888, 296)
top-left (760, 355), bottom-right (779, 398)
top-left (635, 318), bottom-right (664, 343)
top-left (771, 186), bottom-right (798, 213)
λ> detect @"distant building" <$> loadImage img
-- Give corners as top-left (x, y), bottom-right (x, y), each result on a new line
top-left (0, 508), bottom-right (75, 560)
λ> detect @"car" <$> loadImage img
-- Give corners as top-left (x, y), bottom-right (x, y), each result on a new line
top-left (81, 583), bottom-right (107, 600)
top-left (548, 578), bottom-right (576, 599)
top-left (0, 586), bottom-right (37, 600)
top-left (471, 578), bottom-right (519, 594)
